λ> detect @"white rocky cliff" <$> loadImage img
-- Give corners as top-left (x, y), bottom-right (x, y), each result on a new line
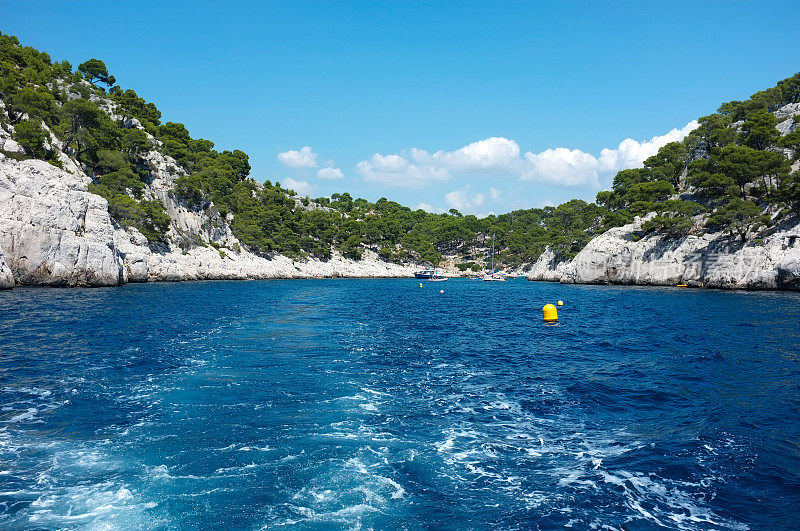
top-left (0, 245), bottom-right (13, 289)
top-left (524, 102), bottom-right (800, 291)
top-left (0, 154), bottom-right (123, 286)
top-left (526, 215), bottom-right (800, 290)
top-left (0, 94), bottom-right (417, 289)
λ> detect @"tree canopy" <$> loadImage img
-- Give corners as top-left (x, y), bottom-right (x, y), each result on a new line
top-left (78, 58), bottom-right (115, 86)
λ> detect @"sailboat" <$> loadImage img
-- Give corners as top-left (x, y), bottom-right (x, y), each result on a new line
top-left (483, 233), bottom-right (506, 282)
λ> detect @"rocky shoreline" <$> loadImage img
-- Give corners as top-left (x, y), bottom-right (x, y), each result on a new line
top-left (3, 149), bottom-right (799, 291)
top-left (0, 154), bottom-right (417, 290)
top-left (525, 215), bottom-right (800, 291)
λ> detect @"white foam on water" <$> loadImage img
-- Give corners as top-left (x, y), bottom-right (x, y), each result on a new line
top-left (380, 476), bottom-right (405, 499)
top-left (436, 437), bottom-right (455, 452)
top-left (145, 464), bottom-right (172, 480)
top-left (12, 387), bottom-right (53, 398)
top-left (239, 445), bottom-right (271, 452)
top-left (288, 502), bottom-right (381, 526)
top-left (6, 407), bottom-right (38, 423)
top-left (345, 457), bottom-right (369, 474)
top-left (594, 467), bottom-right (748, 530)
top-left (360, 387), bottom-right (389, 397)
top-left (418, 372), bottom-right (753, 530)
top-left (22, 480), bottom-right (162, 529)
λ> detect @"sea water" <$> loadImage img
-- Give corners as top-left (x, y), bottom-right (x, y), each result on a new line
top-left (0, 279), bottom-right (798, 529)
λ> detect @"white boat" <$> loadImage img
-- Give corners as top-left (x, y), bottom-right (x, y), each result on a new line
top-left (428, 268), bottom-right (448, 281)
top-left (483, 233), bottom-right (506, 282)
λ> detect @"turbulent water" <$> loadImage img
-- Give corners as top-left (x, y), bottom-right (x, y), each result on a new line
top-left (0, 279), bottom-right (799, 529)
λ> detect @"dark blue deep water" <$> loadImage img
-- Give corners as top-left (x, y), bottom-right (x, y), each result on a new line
top-left (0, 279), bottom-right (799, 529)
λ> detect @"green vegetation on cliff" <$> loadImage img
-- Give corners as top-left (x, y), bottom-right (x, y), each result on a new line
top-left (1, 31), bottom-right (799, 266)
top-left (596, 77), bottom-right (800, 243)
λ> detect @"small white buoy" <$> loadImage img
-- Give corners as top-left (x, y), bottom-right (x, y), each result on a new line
top-left (440, 289), bottom-right (444, 294)
top-left (557, 300), bottom-right (563, 306)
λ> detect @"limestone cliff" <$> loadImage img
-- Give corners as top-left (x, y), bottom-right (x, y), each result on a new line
top-left (0, 154), bottom-right (122, 286)
top-left (526, 215), bottom-right (800, 290)
top-left (0, 245), bottom-right (13, 289)
top-left (523, 100), bottom-right (800, 291)
top-left (0, 91), bottom-right (416, 288)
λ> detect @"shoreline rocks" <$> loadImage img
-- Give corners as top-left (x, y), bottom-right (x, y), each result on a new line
top-left (0, 246), bottom-right (13, 289)
top-left (0, 147), bottom-right (418, 291)
top-left (526, 217), bottom-right (800, 290)
top-left (0, 155), bottom-right (123, 287)
top-left (2, 149), bottom-right (799, 291)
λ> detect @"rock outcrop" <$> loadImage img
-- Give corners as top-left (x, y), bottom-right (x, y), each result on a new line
top-left (776, 103), bottom-right (800, 135)
top-left (527, 216), bottom-right (800, 290)
top-left (0, 154), bottom-right (123, 286)
top-left (0, 149), bottom-right (416, 288)
top-left (0, 245), bottom-right (13, 289)
top-left (0, 74), bottom-right (426, 290)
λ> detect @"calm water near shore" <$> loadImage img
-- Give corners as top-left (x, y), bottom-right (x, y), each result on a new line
top-left (0, 279), bottom-right (799, 529)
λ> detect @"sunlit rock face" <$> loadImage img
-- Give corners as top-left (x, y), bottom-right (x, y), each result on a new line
top-left (527, 217), bottom-right (800, 290)
top-left (0, 154), bottom-right (123, 286)
top-left (0, 86), bottom-right (420, 288)
top-left (0, 245), bottom-right (13, 289)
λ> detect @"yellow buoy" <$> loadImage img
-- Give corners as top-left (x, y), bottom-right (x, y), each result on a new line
top-left (420, 283), bottom-right (423, 287)
top-left (543, 304), bottom-right (558, 322)
top-left (440, 289), bottom-right (444, 294)
top-left (557, 300), bottom-right (563, 306)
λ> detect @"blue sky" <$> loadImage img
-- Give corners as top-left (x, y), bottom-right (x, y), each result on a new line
top-left (2, 1), bottom-right (798, 214)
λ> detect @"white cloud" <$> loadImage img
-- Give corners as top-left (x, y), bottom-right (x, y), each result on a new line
top-left (445, 186), bottom-right (485, 212)
top-left (521, 121), bottom-right (699, 188)
top-left (354, 121), bottom-right (699, 189)
top-left (415, 202), bottom-right (438, 213)
top-left (410, 137), bottom-right (521, 172)
top-left (283, 177), bottom-right (316, 197)
top-left (357, 153), bottom-right (450, 188)
top-left (522, 147), bottom-right (603, 187)
top-left (597, 121), bottom-right (699, 173)
top-left (317, 166), bottom-right (344, 179)
top-left (277, 146), bottom-right (318, 168)
top-left (489, 187), bottom-right (502, 201)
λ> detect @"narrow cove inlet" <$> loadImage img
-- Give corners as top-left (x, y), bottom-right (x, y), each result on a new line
top-left (1, 279), bottom-right (798, 528)
top-left (1, 3), bottom-right (800, 529)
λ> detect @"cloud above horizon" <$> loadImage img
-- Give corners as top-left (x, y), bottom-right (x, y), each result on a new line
top-left (283, 177), bottom-right (316, 197)
top-left (356, 153), bottom-right (450, 187)
top-left (355, 121), bottom-right (699, 189)
top-left (415, 202), bottom-right (439, 213)
top-left (278, 146), bottom-right (318, 168)
top-left (445, 186), bottom-right (485, 212)
top-left (317, 166), bottom-right (344, 179)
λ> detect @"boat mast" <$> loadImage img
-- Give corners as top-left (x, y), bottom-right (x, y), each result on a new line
top-left (490, 233), bottom-right (495, 273)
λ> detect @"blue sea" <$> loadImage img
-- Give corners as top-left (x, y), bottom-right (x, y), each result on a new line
top-left (0, 279), bottom-right (798, 529)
